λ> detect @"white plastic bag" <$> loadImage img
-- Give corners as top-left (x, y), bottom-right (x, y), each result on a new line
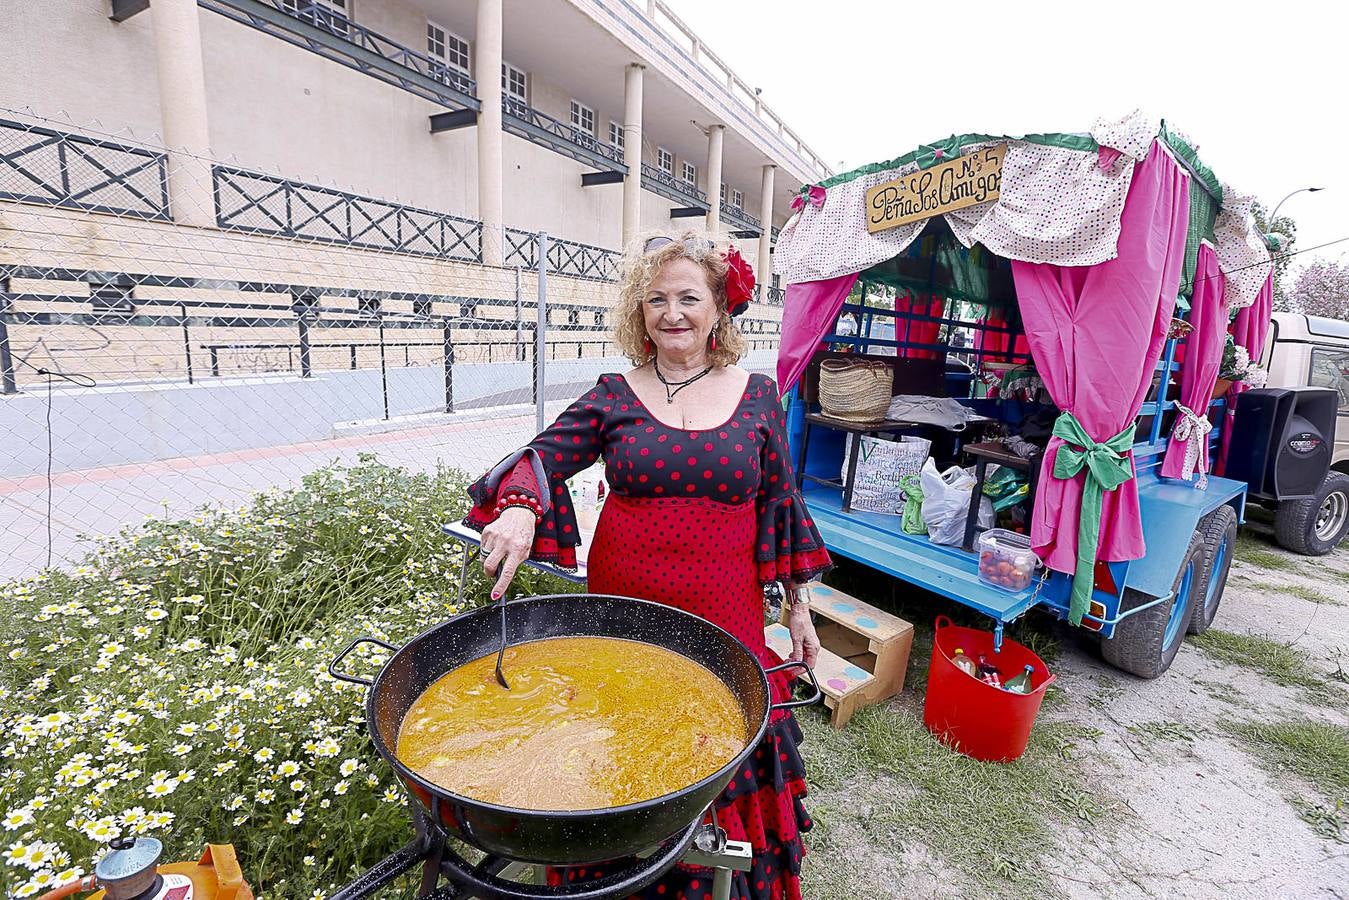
top-left (841, 435), bottom-right (931, 515)
top-left (919, 458), bottom-right (993, 546)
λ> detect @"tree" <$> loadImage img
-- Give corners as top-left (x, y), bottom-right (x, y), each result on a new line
top-left (1251, 201), bottom-right (1298, 310)
top-left (1289, 259), bottom-right (1349, 320)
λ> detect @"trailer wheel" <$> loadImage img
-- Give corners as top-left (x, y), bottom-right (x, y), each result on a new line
top-left (1188, 505), bottom-right (1238, 635)
top-left (1101, 532), bottom-right (1205, 679)
top-left (1274, 471), bottom-right (1349, 556)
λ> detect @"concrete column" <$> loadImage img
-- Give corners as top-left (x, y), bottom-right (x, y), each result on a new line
top-left (757, 164), bottom-right (775, 295)
top-left (621, 63), bottom-right (645, 249)
top-left (705, 124), bottom-right (724, 235)
top-left (476, 0), bottom-right (504, 266)
top-left (150, 0), bottom-right (215, 228)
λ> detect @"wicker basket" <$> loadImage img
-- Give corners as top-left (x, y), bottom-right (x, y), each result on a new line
top-left (819, 358), bottom-right (892, 423)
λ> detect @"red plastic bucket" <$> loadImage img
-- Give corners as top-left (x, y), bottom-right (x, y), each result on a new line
top-left (922, 615), bottom-right (1055, 762)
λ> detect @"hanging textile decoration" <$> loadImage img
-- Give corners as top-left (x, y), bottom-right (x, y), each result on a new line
top-left (1169, 404), bottom-right (1213, 489)
top-left (1050, 413), bottom-right (1137, 624)
top-left (790, 185), bottom-right (827, 212)
top-left (1162, 242), bottom-right (1228, 485)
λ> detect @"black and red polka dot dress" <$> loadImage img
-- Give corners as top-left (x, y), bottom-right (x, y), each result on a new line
top-left (465, 372), bottom-right (831, 900)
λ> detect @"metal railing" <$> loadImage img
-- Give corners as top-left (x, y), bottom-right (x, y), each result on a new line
top-left (640, 162), bottom-right (708, 208)
top-left (722, 204), bottom-right (762, 235)
top-left (501, 97), bottom-right (624, 171)
top-left (200, 0), bottom-right (478, 109)
top-left (213, 165), bottom-right (483, 262)
top-left (0, 118), bottom-right (170, 221)
top-left (763, 286), bottom-right (785, 306)
top-left (504, 230), bottom-right (620, 282)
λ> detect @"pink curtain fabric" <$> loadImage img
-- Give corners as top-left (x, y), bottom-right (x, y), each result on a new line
top-left (1161, 244), bottom-right (1228, 486)
top-left (1216, 272), bottom-right (1275, 474)
top-left (1011, 141), bottom-right (1191, 576)
top-left (775, 273), bottom-right (860, 394)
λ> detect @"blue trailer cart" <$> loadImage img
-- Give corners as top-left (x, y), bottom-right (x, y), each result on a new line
top-left (772, 117), bottom-right (1274, 678)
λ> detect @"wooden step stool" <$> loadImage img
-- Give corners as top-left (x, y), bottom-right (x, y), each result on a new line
top-left (765, 583), bottom-right (914, 729)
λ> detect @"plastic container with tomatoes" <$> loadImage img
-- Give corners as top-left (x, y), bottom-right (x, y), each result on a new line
top-left (976, 528), bottom-right (1041, 592)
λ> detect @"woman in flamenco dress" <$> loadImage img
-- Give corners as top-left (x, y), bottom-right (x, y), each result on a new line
top-left (464, 229), bottom-right (832, 900)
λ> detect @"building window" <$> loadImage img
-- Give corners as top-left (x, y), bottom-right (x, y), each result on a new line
top-left (681, 161), bottom-right (697, 186)
top-left (427, 21), bottom-right (470, 74)
top-left (657, 147), bottom-right (673, 176)
top-left (283, 0), bottom-right (349, 37)
top-left (502, 63), bottom-right (526, 102)
top-left (719, 182), bottom-right (726, 204)
top-left (732, 188), bottom-right (743, 210)
top-left (569, 100), bottom-right (595, 136)
top-left (608, 121), bottom-right (624, 154)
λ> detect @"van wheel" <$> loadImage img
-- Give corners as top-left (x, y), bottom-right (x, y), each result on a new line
top-left (1189, 505), bottom-right (1237, 635)
top-left (1101, 532), bottom-right (1205, 679)
top-left (1274, 471), bottom-right (1349, 556)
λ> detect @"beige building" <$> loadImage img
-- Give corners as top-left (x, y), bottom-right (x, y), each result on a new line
top-left (2, 0), bottom-right (829, 281)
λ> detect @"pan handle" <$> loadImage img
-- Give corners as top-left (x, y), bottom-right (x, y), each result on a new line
top-left (764, 659), bottom-right (823, 711)
top-left (328, 636), bottom-right (398, 687)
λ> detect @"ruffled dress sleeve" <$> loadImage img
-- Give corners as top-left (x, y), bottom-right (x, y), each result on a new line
top-left (462, 377), bottom-right (610, 569)
top-left (754, 377), bottom-right (832, 585)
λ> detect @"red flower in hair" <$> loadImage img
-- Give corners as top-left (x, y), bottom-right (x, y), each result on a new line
top-left (722, 247), bottom-right (756, 317)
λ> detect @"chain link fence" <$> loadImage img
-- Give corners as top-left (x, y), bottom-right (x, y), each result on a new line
top-left (0, 108), bottom-right (784, 580)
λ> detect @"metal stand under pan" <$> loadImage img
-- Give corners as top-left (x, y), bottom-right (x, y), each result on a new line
top-left (331, 799), bottom-right (752, 900)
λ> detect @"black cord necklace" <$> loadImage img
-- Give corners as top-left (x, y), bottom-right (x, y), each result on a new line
top-left (653, 361), bottom-right (713, 404)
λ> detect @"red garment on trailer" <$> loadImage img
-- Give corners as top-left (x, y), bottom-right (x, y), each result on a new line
top-left (465, 372), bottom-right (831, 900)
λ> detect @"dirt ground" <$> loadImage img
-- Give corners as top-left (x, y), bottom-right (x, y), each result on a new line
top-left (795, 516), bottom-right (1349, 899)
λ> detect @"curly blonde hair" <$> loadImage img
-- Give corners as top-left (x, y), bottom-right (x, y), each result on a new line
top-left (612, 228), bottom-right (748, 368)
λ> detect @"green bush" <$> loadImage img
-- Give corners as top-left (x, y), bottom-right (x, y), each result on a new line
top-left (0, 456), bottom-right (571, 898)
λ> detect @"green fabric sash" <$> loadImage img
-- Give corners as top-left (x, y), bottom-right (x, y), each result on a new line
top-left (1051, 412), bottom-right (1137, 625)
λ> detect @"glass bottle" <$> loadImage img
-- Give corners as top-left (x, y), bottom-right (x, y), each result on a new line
top-left (1004, 665), bottom-right (1035, 694)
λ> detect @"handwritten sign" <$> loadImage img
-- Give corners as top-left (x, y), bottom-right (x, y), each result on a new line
top-left (865, 145), bottom-right (1006, 233)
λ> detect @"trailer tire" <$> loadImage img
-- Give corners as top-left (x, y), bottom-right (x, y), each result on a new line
top-left (1188, 505), bottom-right (1238, 635)
top-left (1101, 532), bottom-right (1205, 679)
top-left (1274, 472), bottom-right (1349, 556)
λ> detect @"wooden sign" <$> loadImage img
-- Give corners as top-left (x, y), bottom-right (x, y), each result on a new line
top-left (865, 145), bottom-right (1006, 233)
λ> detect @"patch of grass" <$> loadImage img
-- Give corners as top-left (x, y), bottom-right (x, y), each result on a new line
top-left (1246, 580), bottom-right (1345, 608)
top-left (1195, 677), bottom-right (1256, 709)
top-left (1188, 629), bottom-right (1342, 704)
top-left (797, 700), bottom-right (1117, 898)
top-left (1311, 559), bottom-right (1349, 587)
top-left (1126, 720), bottom-right (1199, 749)
top-left (1226, 719), bottom-right (1349, 842)
top-left (1234, 531), bottom-right (1297, 571)
top-left (1289, 797), bottom-right (1348, 843)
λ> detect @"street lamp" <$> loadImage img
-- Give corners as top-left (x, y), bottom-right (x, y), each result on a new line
top-left (1269, 186), bottom-right (1325, 224)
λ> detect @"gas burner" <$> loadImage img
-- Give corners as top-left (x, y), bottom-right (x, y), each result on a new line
top-left (331, 800), bottom-right (751, 900)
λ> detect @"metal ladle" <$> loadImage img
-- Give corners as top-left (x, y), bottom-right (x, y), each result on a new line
top-left (494, 589), bottom-right (510, 690)
top-left (463, 544), bottom-right (511, 689)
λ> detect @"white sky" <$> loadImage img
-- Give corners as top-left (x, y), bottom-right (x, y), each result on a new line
top-left (669, 0), bottom-right (1347, 274)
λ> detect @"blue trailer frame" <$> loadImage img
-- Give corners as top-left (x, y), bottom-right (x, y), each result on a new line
top-left (785, 298), bottom-right (1247, 656)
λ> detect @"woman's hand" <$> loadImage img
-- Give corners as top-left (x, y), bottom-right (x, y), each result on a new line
top-left (787, 600), bottom-right (820, 669)
top-left (480, 506), bottom-right (537, 599)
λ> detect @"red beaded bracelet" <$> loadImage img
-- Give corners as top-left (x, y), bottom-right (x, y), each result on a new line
top-left (494, 491), bottom-right (544, 524)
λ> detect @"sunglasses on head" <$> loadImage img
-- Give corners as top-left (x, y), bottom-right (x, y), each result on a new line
top-left (643, 235), bottom-right (713, 255)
